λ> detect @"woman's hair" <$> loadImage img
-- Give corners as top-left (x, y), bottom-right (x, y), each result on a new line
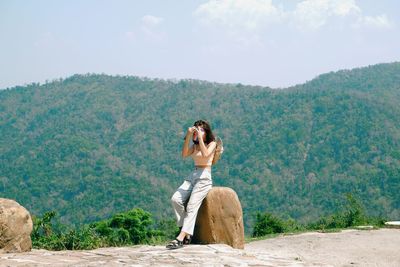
top-left (193, 119), bottom-right (216, 145)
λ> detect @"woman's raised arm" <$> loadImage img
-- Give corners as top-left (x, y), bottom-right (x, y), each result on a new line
top-left (198, 137), bottom-right (216, 157)
top-left (182, 127), bottom-right (195, 158)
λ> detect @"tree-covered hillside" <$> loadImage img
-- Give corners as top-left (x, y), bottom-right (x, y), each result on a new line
top-left (1, 62), bottom-right (399, 233)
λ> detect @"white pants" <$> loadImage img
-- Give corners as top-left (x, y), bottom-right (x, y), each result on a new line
top-left (171, 167), bottom-right (213, 236)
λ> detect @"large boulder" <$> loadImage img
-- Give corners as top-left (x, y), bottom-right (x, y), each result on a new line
top-left (0, 198), bottom-right (33, 253)
top-left (193, 187), bottom-right (245, 249)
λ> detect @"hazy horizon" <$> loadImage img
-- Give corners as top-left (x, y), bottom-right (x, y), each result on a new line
top-left (1, 60), bottom-right (399, 91)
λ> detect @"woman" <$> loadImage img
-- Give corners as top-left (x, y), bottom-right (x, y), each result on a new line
top-left (166, 119), bottom-right (217, 249)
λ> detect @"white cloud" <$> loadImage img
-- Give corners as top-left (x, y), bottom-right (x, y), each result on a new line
top-left (291, 0), bottom-right (361, 30)
top-left (125, 31), bottom-right (135, 41)
top-left (141, 15), bottom-right (164, 27)
top-left (353, 14), bottom-right (393, 29)
top-left (292, 0), bottom-right (393, 31)
top-left (140, 15), bottom-right (166, 42)
top-left (124, 15), bottom-right (166, 43)
top-left (194, 0), bottom-right (393, 34)
top-left (194, 0), bottom-right (284, 32)
top-left (193, 0), bottom-right (284, 46)
top-left (333, 0), bottom-right (360, 16)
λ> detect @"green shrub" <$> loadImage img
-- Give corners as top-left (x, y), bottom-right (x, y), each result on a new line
top-left (31, 211), bottom-right (57, 239)
top-left (252, 193), bottom-right (387, 236)
top-left (31, 208), bottom-right (167, 250)
top-left (90, 208), bottom-right (161, 245)
top-left (341, 193), bottom-right (367, 227)
top-left (252, 212), bottom-right (286, 237)
top-left (153, 218), bottom-right (179, 240)
top-left (306, 193), bottom-right (380, 230)
top-left (61, 227), bottom-right (103, 250)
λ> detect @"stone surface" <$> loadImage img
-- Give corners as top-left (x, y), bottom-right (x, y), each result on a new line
top-left (246, 228), bottom-right (400, 267)
top-left (384, 221), bottom-right (400, 228)
top-left (0, 244), bottom-right (304, 267)
top-left (0, 198), bottom-right (33, 253)
top-left (192, 186), bottom-right (245, 249)
top-left (1, 229), bottom-right (399, 266)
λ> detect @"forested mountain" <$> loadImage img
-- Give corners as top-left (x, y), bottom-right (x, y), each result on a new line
top-left (1, 62), bottom-right (399, 233)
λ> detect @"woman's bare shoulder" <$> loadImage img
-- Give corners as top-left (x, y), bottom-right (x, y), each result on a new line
top-left (208, 141), bottom-right (217, 147)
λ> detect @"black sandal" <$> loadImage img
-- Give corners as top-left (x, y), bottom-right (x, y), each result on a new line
top-left (166, 238), bottom-right (184, 249)
top-left (183, 235), bottom-right (192, 245)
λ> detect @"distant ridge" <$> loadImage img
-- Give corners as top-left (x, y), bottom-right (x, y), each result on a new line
top-left (1, 62), bottom-right (399, 232)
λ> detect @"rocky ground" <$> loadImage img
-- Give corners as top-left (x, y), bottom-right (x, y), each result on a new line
top-left (1, 228), bottom-right (399, 266)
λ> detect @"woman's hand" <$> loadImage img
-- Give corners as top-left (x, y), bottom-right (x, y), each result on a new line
top-left (194, 127), bottom-right (204, 140)
top-left (187, 126), bottom-right (195, 136)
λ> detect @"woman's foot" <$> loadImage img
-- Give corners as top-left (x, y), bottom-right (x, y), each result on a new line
top-left (183, 234), bottom-right (192, 245)
top-left (166, 238), bottom-right (184, 249)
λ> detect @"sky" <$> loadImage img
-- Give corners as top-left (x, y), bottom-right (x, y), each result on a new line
top-left (1, 0), bottom-right (399, 89)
